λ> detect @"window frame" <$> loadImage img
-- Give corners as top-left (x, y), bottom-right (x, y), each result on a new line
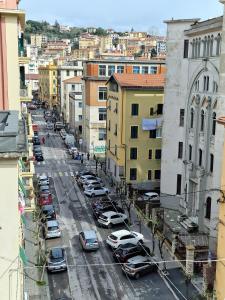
top-left (130, 147), bottom-right (138, 160)
top-left (98, 86), bottom-right (107, 101)
top-left (130, 126), bottom-right (138, 139)
top-left (130, 168), bottom-right (137, 180)
top-left (131, 104), bottom-right (139, 116)
top-left (98, 107), bottom-right (107, 121)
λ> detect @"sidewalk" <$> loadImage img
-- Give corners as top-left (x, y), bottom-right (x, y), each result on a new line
top-left (23, 212), bottom-right (50, 300)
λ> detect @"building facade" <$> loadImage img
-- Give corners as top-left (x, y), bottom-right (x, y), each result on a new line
top-left (106, 73), bottom-right (164, 188)
top-left (161, 17), bottom-right (223, 251)
top-left (83, 59), bottom-right (165, 156)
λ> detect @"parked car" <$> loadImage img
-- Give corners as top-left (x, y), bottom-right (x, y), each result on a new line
top-left (39, 185), bottom-right (50, 193)
top-left (46, 122), bottom-right (54, 130)
top-left (84, 186), bottom-right (109, 197)
top-left (27, 104), bottom-right (37, 110)
top-left (113, 243), bottom-right (151, 263)
top-left (60, 129), bottom-right (67, 139)
top-left (38, 175), bottom-right (49, 186)
top-left (79, 175), bottom-right (98, 184)
top-left (83, 179), bottom-right (104, 189)
top-left (41, 205), bottom-right (56, 222)
top-left (55, 122), bottom-right (65, 131)
top-left (92, 202), bottom-right (123, 219)
top-left (106, 230), bottom-right (144, 249)
top-left (79, 230), bottom-right (99, 251)
top-left (65, 134), bottom-right (75, 147)
top-left (98, 211), bottom-right (128, 228)
top-left (47, 247), bottom-right (67, 273)
top-left (138, 192), bottom-right (160, 207)
top-left (32, 137), bottom-right (40, 145)
top-left (68, 147), bottom-right (78, 155)
top-left (43, 220), bottom-right (61, 239)
top-left (76, 170), bottom-right (96, 179)
top-left (38, 194), bottom-right (52, 206)
top-left (35, 153), bottom-right (44, 162)
top-left (122, 255), bottom-right (158, 279)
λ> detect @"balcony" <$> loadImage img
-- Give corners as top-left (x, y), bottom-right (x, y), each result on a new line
top-left (20, 87), bottom-right (32, 102)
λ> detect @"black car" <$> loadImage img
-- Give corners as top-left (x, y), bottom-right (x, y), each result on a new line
top-left (35, 153), bottom-right (44, 161)
top-left (41, 205), bottom-right (56, 222)
top-left (32, 137), bottom-right (40, 145)
top-left (93, 203), bottom-right (124, 219)
top-left (113, 243), bottom-right (151, 263)
top-left (47, 247), bottom-right (67, 273)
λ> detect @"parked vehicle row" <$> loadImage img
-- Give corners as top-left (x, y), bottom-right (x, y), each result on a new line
top-left (32, 133), bottom-right (44, 162)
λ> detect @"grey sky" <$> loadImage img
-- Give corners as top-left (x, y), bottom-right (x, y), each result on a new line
top-left (20, 0), bottom-right (223, 34)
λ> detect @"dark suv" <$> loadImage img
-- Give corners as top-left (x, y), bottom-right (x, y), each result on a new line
top-left (122, 255), bottom-right (158, 279)
top-left (113, 243), bottom-right (151, 263)
top-left (41, 205), bottom-right (56, 222)
top-left (93, 203), bottom-right (124, 219)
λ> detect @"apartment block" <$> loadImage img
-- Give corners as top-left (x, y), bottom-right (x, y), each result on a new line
top-left (106, 73), bottom-right (164, 188)
top-left (83, 59), bottom-right (165, 156)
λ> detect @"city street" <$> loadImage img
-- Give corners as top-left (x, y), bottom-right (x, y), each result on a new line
top-left (33, 110), bottom-right (191, 300)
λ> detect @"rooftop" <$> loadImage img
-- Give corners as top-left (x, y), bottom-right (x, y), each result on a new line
top-left (63, 76), bottom-right (82, 84)
top-left (109, 73), bottom-right (165, 89)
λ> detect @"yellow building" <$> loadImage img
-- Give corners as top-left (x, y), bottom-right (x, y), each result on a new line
top-left (39, 63), bottom-right (58, 108)
top-left (30, 33), bottom-right (47, 48)
top-left (79, 34), bottom-right (99, 49)
top-left (215, 116), bottom-right (225, 300)
top-left (106, 73), bottom-right (164, 190)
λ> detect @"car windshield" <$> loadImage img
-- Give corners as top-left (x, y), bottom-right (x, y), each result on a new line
top-left (51, 248), bottom-right (64, 261)
top-left (87, 238), bottom-right (97, 243)
top-left (126, 263), bottom-right (137, 269)
top-left (48, 226), bottom-right (59, 231)
top-left (100, 215), bottom-right (108, 220)
top-left (109, 234), bottom-right (117, 240)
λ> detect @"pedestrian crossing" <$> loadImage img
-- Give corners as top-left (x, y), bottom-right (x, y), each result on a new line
top-left (35, 171), bottom-right (76, 178)
top-left (36, 159), bottom-right (67, 166)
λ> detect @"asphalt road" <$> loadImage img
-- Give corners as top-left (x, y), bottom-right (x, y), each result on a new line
top-left (33, 110), bottom-right (179, 300)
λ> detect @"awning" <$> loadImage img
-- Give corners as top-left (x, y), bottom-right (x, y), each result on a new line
top-left (18, 177), bottom-right (27, 197)
top-left (18, 159), bottom-right (26, 172)
top-left (142, 118), bottom-right (162, 131)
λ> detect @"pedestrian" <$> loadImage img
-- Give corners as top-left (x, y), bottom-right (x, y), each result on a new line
top-left (81, 154), bottom-right (84, 164)
top-left (42, 136), bottom-right (45, 144)
top-left (93, 154), bottom-right (96, 160)
top-left (87, 152), bottom-right (90, 160)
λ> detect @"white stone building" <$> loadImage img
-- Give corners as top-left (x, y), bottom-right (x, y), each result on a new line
top-left (161, 17), bottom-right (223, 251)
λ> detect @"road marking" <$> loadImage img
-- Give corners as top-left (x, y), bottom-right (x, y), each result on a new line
top-left (37, 162), bottom-right (40, 166)
top-left (53, 172), bottom-right (58, 178)
top-left (59, 172), bottom-right (63, 177)
top-left (65, 172), bottom-right (68, 177)
top-left (70, 172), bottom-right (74, 177)
top-left (42, 161), bottom-right (46, 165)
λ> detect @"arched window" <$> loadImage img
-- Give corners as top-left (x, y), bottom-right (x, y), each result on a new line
top-left (212, 112), bottom-right (216, 135)
top-left (209, 36), bottom-right (214, 56)
top-left (210, 154), bottom-right (214, 172)
top-left (199, 149), bottom-right (202, 166)
top-left (205, 197), bottom-right (211, 219)
top-left (190, 108), bottom-right (194, 128)
top-left (206, 36), bottom-right (211, 57)
top-left (200, 110), bottom-right (205, 131)
top-left (216, 34), bottom-right (221, 56)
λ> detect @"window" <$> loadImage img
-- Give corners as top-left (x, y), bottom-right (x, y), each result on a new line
top-left (114, 165), bottom-right (117, 176)
top-left (150, 66), bottom-right (157, 74)
top-left (200, 110), bottom-right (205, 131)
top-left (157, 104), bottom-right (163, 115)
top-left (99, 65), bottom-right (106, 76)
top-left (114, 124), bottom-right (117, 136)
top-left (99, 108), bottom-right (107, 120)
top-left (210, 154), bottom-right (214, 173)
top-left (131, 126), bottom-right (138, 138)
top-left (130, 168), bottom-right (137, 180)
top-left (216, 34), bottom-right (221, 56)
top-left (117, 65), bottom-right (124, 73)
top-left (130, 148), bottom-right (137, 160)
top-left (99, 128), bottom-right (106, 141)
top-left (115, 145), bottom-right (117, 157)
top-left (176, 174), bottom-right (182, 195)
top-left (133, 66), bottom-right (140, 74)
top-left (78, 102), bottom-right (82, 108)
top-left (212, 112), bottom-right (216, 135)
top-left (78, 115), bottom-right (82, 121)
top-left (213, 81), bottom-right (218, 93)
top-left (155, 170), bottom-right (161, 180)
top-left (74, 70), bottom-right (77, 76)
top-left (205, 197), bottom-right (211, 219)
top-left (209, 36), bottom-right (214, 56)
top-left (66, 70), bottom-right (70, 76)
top-left (150, 107), bottom-right (154, 116)
top-left (178, 142), bottom-right (183, 159)
top-left (71, 84), bottom-right (75, 91)
top-left (190, 108), bottom-right (194, 128)
top-left (108, 120), bottom-right (111, 131)
top-left (155, 149), bottom-right (161, 159)
top-left (108, 65), bottom-right (115, 76)
top-left (203, 76), bottom-right (209, 91)
top-left (114, 103), bottom-right (118, 114)
top-left (183, 39), bottom-right (189, 58)
top-left (149, 149), bottom-right (152, 159)
top-left (98, 87), bottom-right (107, 101)
top-left (149, 130), bottom-right (156, 138)
top-left (195, 80), bottom-right (199, 92)
top-left (179, 109), bottom-right (185, 126)
top-left (189, 145), bottom-right (192, 161)
top-left (131, 104), bottom-right (139, 116)
top-left (142, 66), bottom-right (149, 74)
top-left (199, 149), bottom-right (202, 167)
top-left (148, 170), bottom-right (152, 180)
top-left (108, 139), bottom-right (110, 151)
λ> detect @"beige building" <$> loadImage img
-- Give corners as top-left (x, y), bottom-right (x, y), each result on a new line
top-left (30, 34), bottom-right (47, 48)
top-left (79, 34), bottom-right (100, 49)
top-left (100, 35), bottom-right (113, 53)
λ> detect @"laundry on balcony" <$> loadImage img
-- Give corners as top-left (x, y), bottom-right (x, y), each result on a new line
top-left (142, 118), bottom-right (162, 131)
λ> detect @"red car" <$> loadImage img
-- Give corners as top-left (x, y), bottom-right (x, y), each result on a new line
top-left (39, 194), bottom-right (52, 206)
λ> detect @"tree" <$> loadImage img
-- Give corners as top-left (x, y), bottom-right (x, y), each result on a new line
top-left (94, 27), bottom-right (108, 36)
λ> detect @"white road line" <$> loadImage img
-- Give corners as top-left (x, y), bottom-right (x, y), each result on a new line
top-left (59, 172), bottom-right (63, 177)
top-left (53, 172), bottom-right (58, 178)
top-left (70, 172), bottom-right (74, 177)
top-left (65, 172), bottom-right (68, 177)
top-left (48, 172), bottom-right (51, 177)
top-left (42, 161), bottom-right (46, 165)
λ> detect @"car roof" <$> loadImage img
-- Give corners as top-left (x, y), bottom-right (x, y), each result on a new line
top-left (51, 247), bottom-right (64, 257)
top-left (39, 175), bottom-right (48, 180)
top-left (126, 255), bottom-right (150, 264)
top-left (47, 220), bottom-right (58, 226)
top-left (110, 229), bottom-right (130, 237)
top-left (144, 192), bottom-right (159, 197)
top-left (102, 211), bottom-right (121, 217)
top-left (118, 243), bottom-right (137, 249)
top-left (82, 230), bottom-right (97, 239)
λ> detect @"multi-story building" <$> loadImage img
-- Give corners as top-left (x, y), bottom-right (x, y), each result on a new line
top-left (106, 73), bottom-right (164, 188)
top-left (43, 40), bottom-right (71, 56)
top-left (39, 63), bottom-right (58, 107)
top-left (100, 36), bottom-right (113, 53)
top-left (72, 48), bottom-right (97, 60)
top-left (79, 33), bottom-right (100, 49)
top-left (156, 40), bottom-right (167, 56)
top-left (161, 16), bottom-right (223, 251)
top-left (30, 34), bottom-right (47, 48)
top-left (83, 59), bottom-right (165, 156)
top-left (57, 60), bottom-right (83, 119)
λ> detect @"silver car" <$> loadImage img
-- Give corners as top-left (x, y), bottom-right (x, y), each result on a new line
top-left (44, 220), bottom-right (61, 239)
top-left (79, 230), bottom-right (99, 251)
top-left (47, 247), bottom-right (67, 273)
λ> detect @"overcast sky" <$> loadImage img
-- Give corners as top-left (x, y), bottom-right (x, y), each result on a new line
top-left (20, 0), bottom-right (223, 34)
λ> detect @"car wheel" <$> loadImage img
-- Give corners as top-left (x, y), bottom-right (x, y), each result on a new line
top-left (91, 193), bottom-right (95, 198)
top-left (135, 272), bottom-right (140, 279)
top-left (139, 240), bottom-right (144, 244)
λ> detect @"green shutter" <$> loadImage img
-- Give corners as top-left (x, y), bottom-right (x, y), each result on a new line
top-left (19, 246), bottom-right (27, 266)
top-left (18, 177), bottom-right (27, 197)
top-left (21, 214), bottom-right (26, 225)
top-left (19, 159), bottom-right (26, 172)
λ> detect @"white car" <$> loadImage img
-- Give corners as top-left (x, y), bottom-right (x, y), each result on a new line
top-left (84, 186), bottom-right (109, 197)
top-left (38, 175), bottom-right (49, 186)
top-left (106, 230), bottom-right (144, 249)
top-left (83, 180), bottom-right (103, 190)
top-left (68, 147), bottom-right (78, 155)
top-left (98, 211), bottom-right (128, 228)
top-left (44, 220), bottom-right (61, 239)
top-left (80, 175), bottom-right (101, 185)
